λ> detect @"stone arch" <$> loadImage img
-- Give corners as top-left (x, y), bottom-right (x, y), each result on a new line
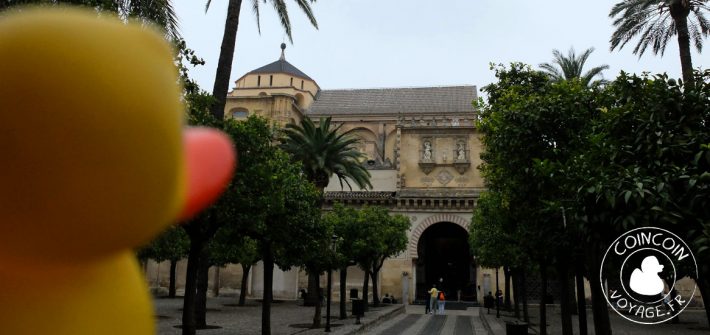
top-left (408, 214), bottom-right (469, 258)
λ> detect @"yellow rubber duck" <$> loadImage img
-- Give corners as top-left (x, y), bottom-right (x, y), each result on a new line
top-left (0, 7), bottom-right (236, 335)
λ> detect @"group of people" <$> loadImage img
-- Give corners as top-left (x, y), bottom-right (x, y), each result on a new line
top-left (426, 284), bottom-right (446, 315)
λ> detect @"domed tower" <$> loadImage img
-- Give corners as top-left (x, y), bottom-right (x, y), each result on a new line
top-left (224, 44), bottom-right (319, 125)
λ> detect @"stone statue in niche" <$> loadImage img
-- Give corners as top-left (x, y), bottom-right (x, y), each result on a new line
top-left (452, 117), bottom-right (460, 126)
top-left (423, 141), bottom-right (432, 160)
top-left (457, 142), bottom-right (466, 161)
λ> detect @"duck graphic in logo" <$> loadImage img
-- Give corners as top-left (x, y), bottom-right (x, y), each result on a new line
top-left (629, 256), bottom-right (665, 296)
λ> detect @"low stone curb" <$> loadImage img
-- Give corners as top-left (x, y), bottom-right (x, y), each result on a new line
top-left (347, 304), bottom-right (406, 335)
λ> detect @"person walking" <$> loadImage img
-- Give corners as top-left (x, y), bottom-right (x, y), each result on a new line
top-left (427, 284), bottom-right (438, 314)
top-left (437, 290), bottom-right (446, 315)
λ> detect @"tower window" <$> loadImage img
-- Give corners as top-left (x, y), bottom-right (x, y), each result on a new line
top-left (290, 77), bottom-right (293, 86)
top-left (301, 80), bottom-right (304, 89)
top-left (269, 75), bottom-right (273, 86)
top-left (257, 75), bottom-right (261, 87)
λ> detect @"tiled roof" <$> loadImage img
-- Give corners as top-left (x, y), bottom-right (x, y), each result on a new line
top-left (307, 86), bottom-right (477, 116)
top-left (248, 59), bottom-right (313, 81)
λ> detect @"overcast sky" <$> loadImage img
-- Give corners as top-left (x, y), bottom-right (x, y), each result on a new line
top-left (174, 0), bottom-right (707, 95)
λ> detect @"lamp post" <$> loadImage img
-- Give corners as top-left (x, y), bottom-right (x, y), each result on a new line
top-left (325, 235), bottom-right (337, 332)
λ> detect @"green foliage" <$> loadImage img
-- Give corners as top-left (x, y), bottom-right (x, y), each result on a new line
top-left (205, 0), bottom-right (318, 43)
top-left (0, 0), bottom-right (180, 40)
top-left (137, 225), bottom-right (189, 263)
top-left (477, 63), bottom-right (602, 266)
top-left (469, 191), bottom-right (520, 268)
top-left (539, 47), bottom-right (609, 86)
top-left (280, 116), bottom-right (372, 191)
top-left (220, 115), bottom-right (325, 270)
top-left (609, 0), bottom-right (708, 57)
top-left (570, 70), bottom-right (710, 273)
top-left (324, 203), bottom-right (360, 268)
top-left (350, 206), bottom-right (409, 274)
top-left (209, 231), bottom-right (260, 268)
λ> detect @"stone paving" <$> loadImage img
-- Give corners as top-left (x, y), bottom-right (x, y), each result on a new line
top-left (479, 305), bottom-right (710, 335)
top-left (365, 305), bottom-right (488, 335)
top-left (153, 295), bottom-right (403, 335)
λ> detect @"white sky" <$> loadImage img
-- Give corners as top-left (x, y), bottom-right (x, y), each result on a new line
top-left (174, 0), bottom-right (707, 94)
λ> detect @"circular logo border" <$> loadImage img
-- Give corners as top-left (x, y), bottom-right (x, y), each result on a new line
top-left (600, 226), bottom-right (698, 325)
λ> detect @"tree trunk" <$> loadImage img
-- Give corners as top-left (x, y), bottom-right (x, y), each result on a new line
top-left (195, 256), bottom-right (210, 328)
top-left (169, 259), bottom-right (178, 298)
top-left (669, 2), bottom-right (693, 84)
top-left (588, 247), bottom-right (611, 335)
top-left (576, 266), bottom-right (588, 335)
top-left (181, 238), bottom-right (204, 335)
top-left (213, 267), bottom-right (221, 297)
top-left (557, 261), bottom-right (573, 335)
top-left (210, 0), bottom-right (244, 120)
top-left (522, 267), bottom-right (529, 323)
top-left (339, 266), bottom-right (347, 319)
top-left (239, 263), bottom-right (251, 306)
top-left (362, 269), bottom-right (370, 312)
top-left (262, 244), bottom-right (274, 335)
top-left (539, 262), bottom-right (548, 335)
top-left (370, 270), bottom-right (380, 307)
top-left (697, 276), bottom-right (710, 330)
top-left (305, 273), bottom-right (319, 306)
top-left (504, 266), bottom-right (511, 310)
top-left (512, 269), bottom-right (520, 319)
top-left (312, 271), bottom-right (322, 328)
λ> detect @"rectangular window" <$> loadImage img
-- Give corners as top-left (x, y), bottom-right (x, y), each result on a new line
top-left (301, 80), bottom-right (304, 89)
top-left (257, 75), bottom-right (261, 87)
top-left (290, 77), bottom-right (293, 86)
top-left (269, 75), bottom-right (273, 86)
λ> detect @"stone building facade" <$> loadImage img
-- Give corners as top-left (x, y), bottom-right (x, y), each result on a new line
top-left (145, 46), bottom-right (503, 304)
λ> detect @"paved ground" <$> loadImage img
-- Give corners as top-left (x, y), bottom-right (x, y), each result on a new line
top-left (153, 295), bottom-right (403, 335)
top-left (365, 304), bottom-right (487, 335)
top-left (480, 305), bottom-right (710, 335)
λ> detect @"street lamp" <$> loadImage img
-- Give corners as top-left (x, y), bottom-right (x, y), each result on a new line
top-left (325, 234), bottom-right (337, 332)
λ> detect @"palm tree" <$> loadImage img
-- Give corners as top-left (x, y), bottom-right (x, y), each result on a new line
top-left (281, 116), bottom-right (372, 192)
top-left (609, 0), bottom-right (709, 84)
top-left (280, 116), bottom-right (371, 328)
top-left (206, 0), bottom-right (318, 120)
top-left (0, 0), bottom-right (180, 40)
top-left (539, 47), bottom-right (610, 86)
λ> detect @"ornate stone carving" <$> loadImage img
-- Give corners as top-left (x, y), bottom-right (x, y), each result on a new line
top-left (436, 169), bottom-right (454, 186)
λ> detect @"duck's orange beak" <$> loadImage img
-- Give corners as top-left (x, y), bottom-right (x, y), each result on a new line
top-left (178, 127), bottom-right (237, 221)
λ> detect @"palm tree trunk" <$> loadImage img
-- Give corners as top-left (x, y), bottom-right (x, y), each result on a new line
top-left (210, 0), bottom-right (243, 120)
top-left (670, 1), bottom-right (693, 84)
top-left (339, 266), bottom-right (348, 319)
top-left (239, 263), bottom-right (251, 306)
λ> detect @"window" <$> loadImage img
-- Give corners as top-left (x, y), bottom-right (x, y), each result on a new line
top-left (269, 75), bottom-right (273, 86)
top-left (229, 108), bottom-right (248, 118)
top-left (257, 75), bottom-right (261, 86)
top-left (301, 80), bottom-right (304, 89)
top-left (290, 77), bottom-right (293, 86)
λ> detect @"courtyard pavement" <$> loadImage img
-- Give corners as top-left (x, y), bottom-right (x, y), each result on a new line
top-left (479, 305), bottom-right (710, 335)
top-left (153, 294), bottom-right (403, 335)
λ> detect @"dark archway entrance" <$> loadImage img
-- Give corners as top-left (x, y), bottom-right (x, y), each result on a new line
top-left (415, 222), bottom-right (476, 302)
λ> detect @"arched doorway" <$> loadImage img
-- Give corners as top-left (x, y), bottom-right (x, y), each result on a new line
top-left (415, 222), bottom-right (476, 301)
